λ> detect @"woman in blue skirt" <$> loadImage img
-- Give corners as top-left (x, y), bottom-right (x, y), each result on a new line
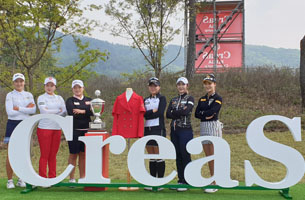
top-left (4, 73), bottom-right (36, 189)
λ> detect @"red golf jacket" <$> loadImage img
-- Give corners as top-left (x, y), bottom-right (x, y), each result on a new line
top-left (112, 92), bottom-right (145, 138)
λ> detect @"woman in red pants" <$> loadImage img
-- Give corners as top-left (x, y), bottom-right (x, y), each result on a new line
top-left (37, 77), bottom-right (66, 180)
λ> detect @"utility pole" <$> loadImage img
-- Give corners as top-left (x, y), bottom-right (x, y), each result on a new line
top-left (186, 0), bottom-right (196, 79)
top-left (300, 36), bottom-right (305, 113)
top-left (213, 0), bottom-right (218, 73)
top-left (242, 0), bottom-right (245, 71)
top-left (184, 0), bottom-right (188, 71)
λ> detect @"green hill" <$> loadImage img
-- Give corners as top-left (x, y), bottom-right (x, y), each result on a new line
top-left (54, 35), bottom-right (300, 76)
top-left (245, 44), bottom-right (300, 67)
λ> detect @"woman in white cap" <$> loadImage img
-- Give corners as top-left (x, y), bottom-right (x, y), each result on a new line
top-left (4, 73), bottom-right (36, 189)
top-left (166, 77), bottom-right (194, 192)
top-left (65, 80), bottom-right (93, 183)
top-left (36, 77), bottom-right (66, 180)
top-left (195, 74), bottom-right (223, 193)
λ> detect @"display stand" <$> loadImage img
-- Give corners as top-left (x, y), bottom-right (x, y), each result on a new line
top-left (118, 138), bottom-right (139, 191)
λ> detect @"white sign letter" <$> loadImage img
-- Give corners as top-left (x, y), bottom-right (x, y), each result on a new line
top-left (127, 136), bottom-right (177, 186)
top-left (245, 115), bottom-right (305, 189)
top-left (78, 135), bottom-right (126, 183)
top-left (8, 114), bottom-right (74, 187)
top-left (184, 136), bottom-right (239, 187)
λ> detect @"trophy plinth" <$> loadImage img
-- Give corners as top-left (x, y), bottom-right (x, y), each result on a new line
top-left (90, 90), bottom-right (106, 130)
top-left (89, 122), bottom-right (105, 130)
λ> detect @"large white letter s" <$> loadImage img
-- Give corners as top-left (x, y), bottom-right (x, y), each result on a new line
top-left (245, 115), bottom-right (305, 189)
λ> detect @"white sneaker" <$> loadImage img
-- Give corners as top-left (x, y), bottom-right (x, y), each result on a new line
top-left (144, 187), bottom-right (152, 191)
top-left (177, 183), bottom-right (188, 192)
top-left (177, 187), bottom-right (188, 192)
top-left (69, 179), bottom-right (76, 183)
top-left (144, 187), bottom-right (163, 191)
top-left (69, 179), bottom-right (76, 188)
top-left (7, 180), bottom-right (15, 189)
top-left (16, 179), bottom-right (26, 188)
top-left (204, 188), bottom-right (218, 193)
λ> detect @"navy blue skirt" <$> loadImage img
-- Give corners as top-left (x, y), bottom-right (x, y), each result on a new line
top-left (144, 128), bottom-right (166, 146)
top-left (4, 120), bottom-right (22, 144)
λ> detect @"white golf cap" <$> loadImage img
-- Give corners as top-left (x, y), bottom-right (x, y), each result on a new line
top-left (44, 77), bottom-right (57, 85)
top-left (72, 80), bottom-right (84, 88)
top-left (12, 73), bottom-right (25, 82)
top-left (176, 77), bottom-right (189, 85)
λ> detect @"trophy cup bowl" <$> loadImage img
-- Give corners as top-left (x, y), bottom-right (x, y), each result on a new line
top-left (90, 90), bottom-right (105, 130)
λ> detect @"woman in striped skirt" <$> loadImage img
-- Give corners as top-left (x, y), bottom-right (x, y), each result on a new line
top-left (195, 74), bottom-right (223, 193)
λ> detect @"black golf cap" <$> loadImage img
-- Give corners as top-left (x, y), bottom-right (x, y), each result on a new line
top-left (148, 77), bottom-right (160, 86)
top-left (203, 74), bottom-right (216, 83)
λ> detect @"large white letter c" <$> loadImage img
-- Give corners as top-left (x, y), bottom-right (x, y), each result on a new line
top-left (8, 114), bottom-right (74, 187)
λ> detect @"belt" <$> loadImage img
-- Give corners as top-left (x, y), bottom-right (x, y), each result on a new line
top-left (144, 126), bottom-right (161, 131)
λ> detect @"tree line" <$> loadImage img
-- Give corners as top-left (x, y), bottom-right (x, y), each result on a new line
top-left (0, 0), bottom-right (199, 96)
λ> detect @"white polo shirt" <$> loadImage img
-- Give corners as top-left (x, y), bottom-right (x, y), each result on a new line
top-left (37, 93), bottom-right (67, 130)
top-left (5, 90), bottom-right (36, 120)
top-left (144, 96), bottom-right (160, 127)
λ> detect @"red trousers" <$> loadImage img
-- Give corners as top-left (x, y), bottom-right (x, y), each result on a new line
top-left (37, 128), bottom-right (61, 178)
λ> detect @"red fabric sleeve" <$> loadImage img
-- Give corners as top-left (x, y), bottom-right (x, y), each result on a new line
top-left (137, 96), bottom-right (146, 138)
top-left (112, 97), bottom-right (119, 135)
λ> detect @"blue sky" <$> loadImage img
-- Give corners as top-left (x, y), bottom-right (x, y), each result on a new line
top-left (82, 0), bottom-right (305, 49)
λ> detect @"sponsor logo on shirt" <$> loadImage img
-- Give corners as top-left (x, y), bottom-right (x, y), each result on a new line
top-left (208, 99), bottom-right (214, 105)
top-left (181, 100), bottom-right (187, 104)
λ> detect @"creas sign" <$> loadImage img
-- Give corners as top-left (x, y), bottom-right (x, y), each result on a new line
top-left (8, 114), bottom-right (305, 189)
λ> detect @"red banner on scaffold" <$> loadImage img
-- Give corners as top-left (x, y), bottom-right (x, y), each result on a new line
top-left (196, 11), bottom-right (243, 39)
top-left (195, 42), bottom-right (242, 73)
top-left (195, 9), bottom-right (243, 72)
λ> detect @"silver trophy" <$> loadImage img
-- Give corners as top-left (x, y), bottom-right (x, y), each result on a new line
top-left (89, 90), bottom-right (106, 130)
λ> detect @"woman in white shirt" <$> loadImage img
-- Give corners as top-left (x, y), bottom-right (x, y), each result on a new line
top-left (4, 73), bottom-right (36, 189)
top-left (37, 77), bottom-right (66, 180)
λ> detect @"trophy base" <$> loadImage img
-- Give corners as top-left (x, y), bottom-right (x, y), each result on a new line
top-left (89, 122), bottom-right (106, 130)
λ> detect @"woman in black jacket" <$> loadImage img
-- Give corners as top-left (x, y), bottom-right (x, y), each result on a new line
top-left (66, 80), bottom-right (93, 184)
top-left (143, 77), bottom-right (167, 191)
top-left (195, 74), bottom-right (223, 193)
top-left (166, 77), bottom-right (194, 192)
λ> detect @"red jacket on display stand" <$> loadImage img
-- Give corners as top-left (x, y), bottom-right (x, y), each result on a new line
top-left (112, 91), bottom-right (145, 138)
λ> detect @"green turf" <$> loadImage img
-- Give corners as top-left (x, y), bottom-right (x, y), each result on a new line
top-left (0, 179), bottom-right (304, 200)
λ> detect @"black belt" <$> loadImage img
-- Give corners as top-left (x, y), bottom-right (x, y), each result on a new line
top-left (145, 126), bottom-right (161, 131)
